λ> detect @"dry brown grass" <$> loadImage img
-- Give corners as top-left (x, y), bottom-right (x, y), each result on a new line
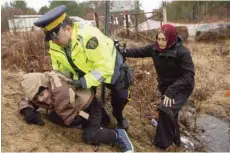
top-left (2, 31), bottom-right (230, 152)
top-left (184, 40), bottom-right (230, 124)
top-left (1, 69), bottom-right (161, 152)
top-left (186, 40), bottom-right (230, 100)
top-left (1, 30), bottom-right (52, 72)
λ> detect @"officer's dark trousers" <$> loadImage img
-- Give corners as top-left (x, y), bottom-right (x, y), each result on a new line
top-left (154, 93), bottom-right (189, 149)
top-left (48, 98), bottom-right (117, 145)
top-left (107, 84), bottom-right (129, 125)
top-left (81, 98), bottom-right (117, 144)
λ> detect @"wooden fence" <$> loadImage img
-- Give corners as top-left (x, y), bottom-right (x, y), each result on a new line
top-left (94, 10), bottom-right (162, 41)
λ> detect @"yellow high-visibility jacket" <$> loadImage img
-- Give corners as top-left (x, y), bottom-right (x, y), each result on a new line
top-left (49, 22), bottom-right (122, 88)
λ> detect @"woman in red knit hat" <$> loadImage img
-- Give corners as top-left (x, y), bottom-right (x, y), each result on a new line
top-left (120, 24), bottom-right (195, 149)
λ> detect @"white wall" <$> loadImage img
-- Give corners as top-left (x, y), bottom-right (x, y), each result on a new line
top-left (8, 15), bottom-right (96, 33)
top-left (8, 17), bottom-right (40, 33)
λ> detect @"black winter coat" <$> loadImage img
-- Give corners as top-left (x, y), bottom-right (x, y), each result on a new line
top-left (125, 37), bottom-right (195, 99)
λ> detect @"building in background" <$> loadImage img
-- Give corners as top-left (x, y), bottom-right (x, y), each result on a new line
top-left (8, 15), bottom-right (96, 33)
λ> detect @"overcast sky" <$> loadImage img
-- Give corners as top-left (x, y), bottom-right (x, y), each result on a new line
top-left (1, 0), bottom-right (164, 13)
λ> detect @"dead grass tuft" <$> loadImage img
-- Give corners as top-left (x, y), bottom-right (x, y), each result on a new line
top-left (1, 31), bottom-right (52, 72)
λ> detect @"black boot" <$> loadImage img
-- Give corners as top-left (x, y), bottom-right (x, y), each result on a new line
top-left (117, 118), bottom-right (129, 131)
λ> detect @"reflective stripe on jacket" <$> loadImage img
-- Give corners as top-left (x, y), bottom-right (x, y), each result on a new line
top-left (49, 22), bottom-right (121, 88)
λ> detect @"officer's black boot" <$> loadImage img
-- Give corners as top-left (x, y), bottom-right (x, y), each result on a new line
top-left (117, 118), bottom-right (129, 131)
top-left (113, 110), bottom-right (129, 130)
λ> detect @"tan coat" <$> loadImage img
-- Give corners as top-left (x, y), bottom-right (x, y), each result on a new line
top-left (19, 71), bottom-right (94, 125)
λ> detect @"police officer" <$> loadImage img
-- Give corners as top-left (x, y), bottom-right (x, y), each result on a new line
top-left (34, 5), bottom-right (132, 130)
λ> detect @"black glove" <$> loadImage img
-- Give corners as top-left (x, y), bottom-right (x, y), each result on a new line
top-left (21, 107), bottom-right (45, 126)
top-left (119, 47), bottom-right (127, 55)
top-left (114, 40), bottom-right (126, 55)
top-left (67, 80), bottom-right (82, 88)
top-left (70, 115), bottom-right (84, 127)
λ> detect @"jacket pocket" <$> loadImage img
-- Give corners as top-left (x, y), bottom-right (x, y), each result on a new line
top-left (115, 64), bottom-right (133, 90)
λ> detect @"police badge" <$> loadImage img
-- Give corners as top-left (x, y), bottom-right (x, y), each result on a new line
top-left (86, 37), bottom-right (99, 49)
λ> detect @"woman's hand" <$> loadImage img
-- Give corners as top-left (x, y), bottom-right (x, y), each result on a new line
top-left (163, 95), bottom-right (175, 107)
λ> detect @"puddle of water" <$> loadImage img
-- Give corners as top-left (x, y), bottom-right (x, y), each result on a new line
top-left (196, 114), bottom-right (230, 152)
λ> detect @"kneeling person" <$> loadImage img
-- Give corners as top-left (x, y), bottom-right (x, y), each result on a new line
top-left (19, 71), bottom-right (134, 152)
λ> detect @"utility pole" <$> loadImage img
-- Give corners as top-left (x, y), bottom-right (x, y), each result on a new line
top-left (162, 0), bottom-right (167, 23)
top-left (99, 1), bottom-right (111, 126)
top-left (135, 1), bottom-right (139, 40)
top-left (104, 1), bottom-right (110, 36)
top-left (101, 1), bottom-right (110, 104)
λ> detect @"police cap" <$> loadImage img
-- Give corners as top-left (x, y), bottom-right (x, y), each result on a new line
top-left (34, 5), bottom-right (67, 41)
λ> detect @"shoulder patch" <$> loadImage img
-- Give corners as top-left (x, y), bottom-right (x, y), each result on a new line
top-left (86, 37), bottom-right (98, 49)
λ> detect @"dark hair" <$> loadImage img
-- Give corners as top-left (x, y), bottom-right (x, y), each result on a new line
top-left (63, 16), bottom-right (73, 27)
top-left (35, 86), bottom-right (47, 97)
top-left (44, 16), bottom-right (73, 41)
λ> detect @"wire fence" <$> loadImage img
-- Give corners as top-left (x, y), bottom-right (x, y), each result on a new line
top-left (94, 7), bottom-right (230, 42)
